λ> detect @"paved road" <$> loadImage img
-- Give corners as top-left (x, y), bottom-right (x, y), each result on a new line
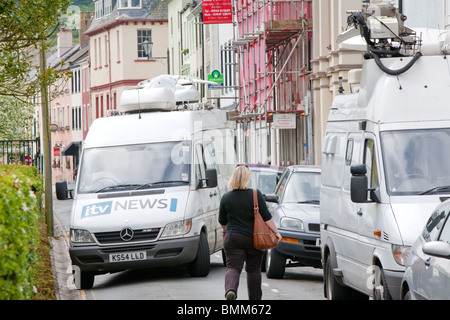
top-left (52, 197), bottom-right (324, 300)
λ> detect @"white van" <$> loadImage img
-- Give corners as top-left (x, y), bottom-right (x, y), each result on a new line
top-left (320, 2), bottom-right (450, 300)
top-left (56, 76), bottom-right (235, 289)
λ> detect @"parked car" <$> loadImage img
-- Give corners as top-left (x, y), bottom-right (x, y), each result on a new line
top-left (240, 163), bottom-right (285, 195)
top-left (401, 200), bottom-right (450, 300)
top-left (264, 165), bottom-right (321, 278)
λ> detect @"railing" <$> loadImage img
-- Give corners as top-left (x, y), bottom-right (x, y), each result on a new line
top-left (0, 139), bottom-right (41, 173)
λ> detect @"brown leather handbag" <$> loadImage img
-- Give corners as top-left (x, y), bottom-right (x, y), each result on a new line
top-left (253, 189), bottom-right (278, 251)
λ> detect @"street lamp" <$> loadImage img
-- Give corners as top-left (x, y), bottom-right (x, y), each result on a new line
top-left (143, 38), bottom-right (153, 60)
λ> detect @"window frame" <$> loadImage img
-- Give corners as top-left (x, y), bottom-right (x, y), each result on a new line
top-left (118, 0), bottom-right (142, 9)
top-left (137, 29), bottom-right (152, 59)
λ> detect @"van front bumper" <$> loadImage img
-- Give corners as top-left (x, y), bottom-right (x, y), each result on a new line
top-left (69, 236), bottom-right (200, 274)
top-left (383, 269), bottom-right (403, 300)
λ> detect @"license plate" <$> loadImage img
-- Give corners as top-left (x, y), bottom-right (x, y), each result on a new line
top-left (109, 251), bottom-right (146, 263)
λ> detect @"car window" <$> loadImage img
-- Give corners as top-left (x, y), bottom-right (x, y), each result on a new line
top-left (276, 170), bottom-right (290, 197)
top-left (282, 172), bottom-right (321, 203)
top-left (438, 214), bottom-right (450, 243)
top-left (423, 206), bottom-right (449, 242)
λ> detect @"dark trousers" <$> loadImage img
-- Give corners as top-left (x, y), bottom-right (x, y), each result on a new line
top-left (224, 231), bottom-right (265, 300)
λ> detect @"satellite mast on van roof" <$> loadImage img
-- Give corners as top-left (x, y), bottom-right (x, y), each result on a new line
top-left (120, 75), bottom-right (217, 114)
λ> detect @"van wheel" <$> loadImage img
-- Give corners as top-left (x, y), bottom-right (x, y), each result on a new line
top-left (373, 266), bottom-right (392, 300)
top-left (74, 271), bottom-right (95, 290)
top-left (324, 254), bottom-right (351, 300)
top-left (266, 248), bottom-right (285, 279)
top-left (188, 232), bottom-right (210, 277)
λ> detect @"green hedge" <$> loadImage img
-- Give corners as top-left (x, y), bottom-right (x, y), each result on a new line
top-left (0, 165), bottom-right (43, 299)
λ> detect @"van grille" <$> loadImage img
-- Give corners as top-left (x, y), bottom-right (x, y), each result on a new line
top-left (94, 228), bottom-right (160, 244)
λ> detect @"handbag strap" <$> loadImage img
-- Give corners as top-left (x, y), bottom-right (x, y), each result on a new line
top-left (253, 189), bottom-right (259, 215)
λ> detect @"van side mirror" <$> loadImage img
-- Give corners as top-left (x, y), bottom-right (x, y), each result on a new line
top-left (195, 168), bottom-right (218, 189)
top-left (350, 165), bottom-right (368, 203)
top-left (55, 181), bottom-right (73, 200)
top-left (205, 168), bottom-right (218, 188)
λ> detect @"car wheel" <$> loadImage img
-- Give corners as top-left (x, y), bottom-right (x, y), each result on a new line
top-left (188, 232), bottom-right (210, 277)
top-left (265, 248), bottom-right (286, 279)
top-left (403, 290), bottom-right (412, 300)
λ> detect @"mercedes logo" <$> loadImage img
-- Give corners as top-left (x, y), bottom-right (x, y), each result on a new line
top-left (120, 227), bottom-right (134, 241)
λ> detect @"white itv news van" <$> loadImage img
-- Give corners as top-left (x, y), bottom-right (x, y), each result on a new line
top-left (320, 2), bottom-right (450, 300)
top-left (56, 75), bottom-right (235, 289)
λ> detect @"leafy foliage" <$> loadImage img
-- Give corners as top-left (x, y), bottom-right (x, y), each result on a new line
top-left (0, 97), bottom-right (35, 140)
top-left (0, 0), bottom-right (72, 100)
top-left (0, 165), bottom-right (43, 299)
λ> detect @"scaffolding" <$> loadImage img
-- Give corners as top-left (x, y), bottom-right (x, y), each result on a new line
top-left (231, 0), bottom-right (313, 166)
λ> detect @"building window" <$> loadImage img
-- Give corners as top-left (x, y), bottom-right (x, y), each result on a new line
top-left (104, 0), bottom-right (113, 16)
top-left (95, 0), bottom-right (114, 18)
top-left (95, 0), bottom-right (103, 18)
top-left (119, 0), bottom-right (141, 9)
top-left (137, 29), bottom-right (152, 58)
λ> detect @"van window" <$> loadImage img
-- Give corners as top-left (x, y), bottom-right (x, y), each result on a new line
top-left (381, 129), bottom-right (450, 195)
top-left (78, 141), bottom-right (191, 193)
top-left (345, 139), bottom-right (354, 166)
top-left (364, 139), bottom-right (378, 190)
top-left (195, 144), bottom-right (207, 188)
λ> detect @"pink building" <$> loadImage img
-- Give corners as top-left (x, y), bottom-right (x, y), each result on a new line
top-left (49, 12), bottom-right (93, 184)
top-left (48, 28), bottom-right (80, 183)
top-left (234, 0), bottom-right (312, 165)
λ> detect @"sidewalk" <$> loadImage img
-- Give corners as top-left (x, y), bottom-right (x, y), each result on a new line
top-left (50, 197), bottom-right (81, 300)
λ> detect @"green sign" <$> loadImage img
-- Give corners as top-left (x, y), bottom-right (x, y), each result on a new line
top-left (208, 70), bottom-right (223, 89)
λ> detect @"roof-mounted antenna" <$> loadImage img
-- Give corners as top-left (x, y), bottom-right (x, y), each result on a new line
top-left (137, 87), bottom-right (142, 119)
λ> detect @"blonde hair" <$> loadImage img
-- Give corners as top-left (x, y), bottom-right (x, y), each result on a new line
top-left (229, 165), bottom-right (251, 190)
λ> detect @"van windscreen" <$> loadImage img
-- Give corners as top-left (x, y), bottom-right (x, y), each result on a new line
top-left (77, 141), bottom-right (191, 194)
top-left (381, 129), bottom-right (450, 196)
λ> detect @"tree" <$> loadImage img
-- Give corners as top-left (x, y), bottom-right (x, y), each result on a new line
top-left (0, 0), bottom-right (72, 101)
top-left (0, 96), bottom-right (34, 140)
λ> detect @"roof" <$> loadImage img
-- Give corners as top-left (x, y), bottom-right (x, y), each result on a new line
top-left (85, 0), bottom-right (168, 36)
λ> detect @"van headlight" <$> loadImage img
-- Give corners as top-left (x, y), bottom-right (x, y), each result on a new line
top-left (392, 244), bottom-right (411, 266)
top-left (70, 229), bottom-right (95, 244)
top-left (280, 217), bottom-right (304, 232)
top-left (161, 219), bottom-right (192, 238)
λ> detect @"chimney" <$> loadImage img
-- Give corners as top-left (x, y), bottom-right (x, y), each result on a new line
top-left (79, 11), bottom-right (93, 46)
top-left (57, 27), bottom-right (73, 58)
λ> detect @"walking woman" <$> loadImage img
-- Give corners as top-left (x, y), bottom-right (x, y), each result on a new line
top-left (219, 165), bottom-right (282, 300)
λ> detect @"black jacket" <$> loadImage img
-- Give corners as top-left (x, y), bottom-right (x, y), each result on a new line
top-left (219, 189), bottom-right (272, 237)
